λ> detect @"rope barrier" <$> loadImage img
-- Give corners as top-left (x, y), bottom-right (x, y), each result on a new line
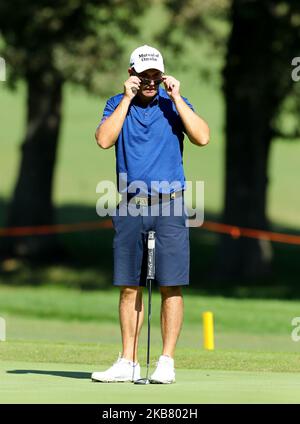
top-left (201, 221), bottom-right (300, 245)
top-left (0, 220), bottom-right (111, 237)
top-left (0, 219), bottom-right (300, 245)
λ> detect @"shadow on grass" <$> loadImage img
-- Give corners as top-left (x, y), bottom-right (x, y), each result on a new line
top-left (6, 370), bottom-right (90, 379)
top-left (1, 198), bottom-right (300, 299)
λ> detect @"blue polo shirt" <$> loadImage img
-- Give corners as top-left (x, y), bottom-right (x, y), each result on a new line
top-left (100, 86), bottom-right (194, 195)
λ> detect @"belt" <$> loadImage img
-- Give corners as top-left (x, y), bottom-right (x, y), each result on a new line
top-left (122, 190), bottom-right (183, 206)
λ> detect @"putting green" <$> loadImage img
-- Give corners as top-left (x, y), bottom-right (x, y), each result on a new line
top-left (1, 360), bottom-right (300, 404)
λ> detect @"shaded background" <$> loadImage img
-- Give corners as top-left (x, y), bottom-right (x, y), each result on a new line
top-left (0, 0), bottom-right (300, 298)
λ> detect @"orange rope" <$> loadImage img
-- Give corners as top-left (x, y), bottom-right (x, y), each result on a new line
top-left (0, 219), bottom-right (300, 245)
top-left (0, 220), bottom-right (112, 236)
top-left (202, 221), bottom-right (300, 245)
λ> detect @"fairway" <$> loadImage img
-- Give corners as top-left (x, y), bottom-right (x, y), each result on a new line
top-left (2, 360), bottom-right (300, 404)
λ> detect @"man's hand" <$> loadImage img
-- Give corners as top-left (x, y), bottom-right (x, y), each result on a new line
top-left (96, 77), bottom-right (139, 149)
top-left (163, 75), bottom-right (210, 147)
top-left (162, 75), bottom-right (181, 101)
top-left (124, 76), bottom-right (141, 101)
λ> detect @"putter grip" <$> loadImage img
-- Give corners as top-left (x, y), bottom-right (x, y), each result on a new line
top-left (147, 231), bottom-right (155, 279)
top-left (148, 231), bottom-right (155, 249)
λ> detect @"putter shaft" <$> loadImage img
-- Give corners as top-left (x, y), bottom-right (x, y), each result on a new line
top-left (135, 231), bottom-right (155, 385)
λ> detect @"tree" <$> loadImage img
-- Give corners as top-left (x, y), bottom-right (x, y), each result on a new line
top-left (218, 0), bottom-right (300, 280)
top-left (0, 0), bottom-right (145, 259)
top-left (159, 0), bottom-right (300, 281)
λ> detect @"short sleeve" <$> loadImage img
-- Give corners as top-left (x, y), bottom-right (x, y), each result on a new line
top-left (171, 96), bottom-right (195, 116)
top-left (96, 97), bottom-right (116, 129)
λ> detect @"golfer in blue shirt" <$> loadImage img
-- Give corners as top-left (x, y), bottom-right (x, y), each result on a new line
top-left (92, 45), bottom-right (210, 384)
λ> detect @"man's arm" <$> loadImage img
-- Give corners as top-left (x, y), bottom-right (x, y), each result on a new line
top-left (95, 76), bottom-right (141, 149)
top-left (173, 96), bottom-right (210, 146)
top-left (162, 75), bottom-right (210, 147)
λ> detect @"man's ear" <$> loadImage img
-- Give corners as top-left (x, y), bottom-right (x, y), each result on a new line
top-left (128, 67), bottom-right (134, 76)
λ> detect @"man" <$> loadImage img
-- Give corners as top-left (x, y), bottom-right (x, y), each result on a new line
top-left (92, 45), bottom-right (210, 384)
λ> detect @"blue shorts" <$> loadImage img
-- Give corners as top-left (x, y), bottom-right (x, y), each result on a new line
top-left (111, 194), bottom-right (190, 287)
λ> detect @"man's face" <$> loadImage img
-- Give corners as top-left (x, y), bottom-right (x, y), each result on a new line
top-left (130, 68), bottom-right (163, 99)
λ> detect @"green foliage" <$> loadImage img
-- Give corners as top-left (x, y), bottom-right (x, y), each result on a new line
top-left (225, 0), bottom-right (300, 140)
top-left (0, 0), bottom-right (148, 95)
top-left (157, 0), bottom-right (230, 80)
top-left (158, 0), bottom-right (300, 140)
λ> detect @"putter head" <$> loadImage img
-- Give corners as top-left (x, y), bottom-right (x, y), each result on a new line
top-left (134, 378), bottom-right (151, 385)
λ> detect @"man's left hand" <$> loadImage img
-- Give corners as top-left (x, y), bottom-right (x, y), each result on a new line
top-left (162, 75), bottom-right (180, 101)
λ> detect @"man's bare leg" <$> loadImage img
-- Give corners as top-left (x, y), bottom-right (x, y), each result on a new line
top-left (160, 286), bottom-right (184, 358)
top-left (119, 286), bottom-right (144, 363)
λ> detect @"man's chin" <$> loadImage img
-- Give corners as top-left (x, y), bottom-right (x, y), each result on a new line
top-left (141, 89), bottom-right (157, 97)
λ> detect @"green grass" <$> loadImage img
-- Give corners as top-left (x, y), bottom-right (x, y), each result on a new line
top-left (0, 332), bottom-right (300, 373)
top-left (2, 313), bottom-right (299, 353)
top-left (1, 284), bottom-right (300, 335)
top-left (2, 361), bottom-right (300, 404)
top-left (1, 284), bottom-right (300, 357)
top-left (1, 285), bottom-right (300, 403)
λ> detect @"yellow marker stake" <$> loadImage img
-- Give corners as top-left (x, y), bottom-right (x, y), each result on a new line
top-left (203, 311), bottom-right (214, 350)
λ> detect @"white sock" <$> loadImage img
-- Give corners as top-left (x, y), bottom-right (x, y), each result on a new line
top-left (160, 355), bottom-right (174, 365)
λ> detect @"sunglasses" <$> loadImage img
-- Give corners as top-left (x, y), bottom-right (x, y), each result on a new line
top-left (133, 72), bottom-right (163, 86)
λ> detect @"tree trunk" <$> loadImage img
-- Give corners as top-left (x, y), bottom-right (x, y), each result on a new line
top-left (5, 73), bottom-right (64, 260)
top-left (216, 0), bottom-right (277, 281)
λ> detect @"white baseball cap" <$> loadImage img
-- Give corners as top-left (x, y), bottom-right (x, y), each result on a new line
top-left (129, 45), bottom-right (164, 73)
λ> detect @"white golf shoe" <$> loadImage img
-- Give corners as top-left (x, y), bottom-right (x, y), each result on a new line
top-left (91, 354), bottom-right (141, 383)
top-left (150, 355), bottom-right (176, 384)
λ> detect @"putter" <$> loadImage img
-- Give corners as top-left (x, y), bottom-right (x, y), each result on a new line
top-left (134, 231), bottom-right (155, 385)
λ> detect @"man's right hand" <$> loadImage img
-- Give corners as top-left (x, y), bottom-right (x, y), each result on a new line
top-left (124, 76), bottom-right (141, 101)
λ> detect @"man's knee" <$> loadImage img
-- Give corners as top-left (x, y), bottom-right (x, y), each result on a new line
top-left (160, 285), bottom-right (182, 298)
top-left (120, 287), bottom-right (143, 309)
top-left (120, 286), bottom-right (142, 297)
